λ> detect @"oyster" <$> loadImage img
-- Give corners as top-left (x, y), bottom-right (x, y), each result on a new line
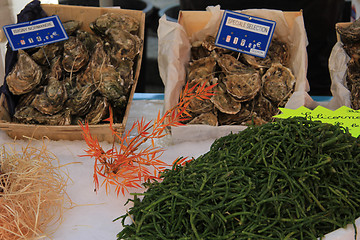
top-left (191, 40), bottom-right (210, 60)
top-left (202, 35), bottom-right (231, 54)
top-left (242, 39), bottom-right (290, 69)
top-left (217, 107), bottom-right (251, 125)
top-left (31, 42), bottom-right (63, 66)
top-left (105, 28), bottom-right (142, 61)
top-left (6, 50), bottom-right (42, 95)
top-left (117, 58), bottom-right (134, 93)
top-left (210, 82), bottom-right (242, 114)
top-left (262, 63), bottom-right (296, 104)
top-left (85, 96), bottom-right (109, 124)
top-left (77, 42), bottom-right (111, 86)
top-left (63, 20), bottom-right (82, 35)
top-left (76, 30), bottom-right (101, 54)
top-left (222, 70), bottom-right (262, 102)
top-left (187, 56), bottom-right (216, 82)
top-left (31, 92), bottom-right (63, 115)
top-left (45, 57), bottom-right (67, 105)
top-left (336, 19), bottom-right (360, 45)
top-left (188, 112), bottom-right (218, 126)
top-left (252, 94), bottom-right (279, 122)
top-left (350, 82), bottom-right (360, 110)
top-left (95, 65), bottom-right (127, 109)
top-left (216, 54), bottom-right (249, 73)
top-left (90, 13), bottom-right (139, 35)
top-left (14, 106), bottom-right (71, 125)
top-left (65, 84), bottom-right (95, 116)
top-left (62, 36), bottom-right (89, 72)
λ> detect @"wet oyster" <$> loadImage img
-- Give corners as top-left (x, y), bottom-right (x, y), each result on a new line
top-left (90, 13), bottom-right (139, 35)
top-left (187, 56), bottom-right (216, 82)
top-left (262, 63), bottom-right (296, 104)
top-left (188, 112), bottom-right (218, 126)
top-left (14, 106), bottom-right (71, 125)
top-left (210, 82), bottom-right (242, 114)
top-left (105, 28), bottom-right (142, 61)
top-left (76, 30), bottom-right (101, 54)
top-left (31, 92), bottom-right (63, 115)
top-left (336, 19), bottom-right (360, 45)
top-left (191, 40), bottom-right (210, 60)
top-left (85, 96), bottom-right (109, 124)
top-left (242, 39), bottom-right (290, 69)
top-left (202, 35), bottom-right (231, 54)
top-left (45, 57), bottom-right (67, 105)
top-left (217, 107), bottom-right (251, 125)
top-left (63, 20), bottom-right (82, 35)
top-left (252, 94), bottom-right (279, 122)
top-left (222, 70), bottom-right (262, 102)
top-left (31, 42), bottom-right (63, 66)
top-left (65, 84), bottom-right (95, 116)
top-left (62, 36), bottom-right (89, 72)
top-left (95, 65), bottom-right (127, 109)
top-left (216, 54), bottom-right (249, 73)
top-left (6, 50), bottom-right (42, 95)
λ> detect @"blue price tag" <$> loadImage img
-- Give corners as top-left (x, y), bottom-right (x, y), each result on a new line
top-left (2, 15), bottom-right (68, 51)
top-left (215, 10), bottom-right (276, 58)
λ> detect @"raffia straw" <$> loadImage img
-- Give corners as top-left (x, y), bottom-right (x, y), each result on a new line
top-left (0, 141), bottom-right (70, 240)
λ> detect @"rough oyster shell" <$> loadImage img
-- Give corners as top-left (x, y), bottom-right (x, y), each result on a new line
top-left (65, 84), bottom-right (95, 116)
top-left (210, 82), bottom-right (242, 114)
top-left (31, 92), bottom-right (63, 115)
top-left (90, 12), bottom-right (139, 35)
top-left (216, 54), bottom-right (249, 73)
top-left (85, 96), bottom-right (109, 124)
top-left (336, 19), bottom-right (360, 45)
top-left (45, 57), bottom-right (67, 106)
top-left (105, 28), bottom-right (142, 61)
top-left (222, 70), bottom-right (262, 102)
top-left (187, 56), bottom-right (216, 81)
top-left (31, 42), bottom-right (63, 66)
top-left (242, 39), bottom-right (290, 69)
top-left (62, 36), bottom-right (89, 72)
top-left (14, 106), bottom-right (71, 125)
top-left (262, 63), bottom-right (295, 104)
top-left (188, 112), bottom-right (218, 126)
top-left (6, 50), bottom-right (42, 95)
top-left (63, 20), bottom-right (82, 35)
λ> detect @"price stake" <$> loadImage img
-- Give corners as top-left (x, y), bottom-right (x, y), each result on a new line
top-left (215, 10), bottom-right (276, 58)
top-left (2, 15), bottom-right (68, 51)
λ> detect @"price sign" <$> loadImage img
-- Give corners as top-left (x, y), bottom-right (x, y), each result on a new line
top-left (215, 10), bottom-right (276, 58)
top-left (274, 106), bottom-right (360, 137)
top-left (2, 15), bottom-right (68, 51)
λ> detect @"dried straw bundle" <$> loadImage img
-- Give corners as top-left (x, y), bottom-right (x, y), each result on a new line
top-left (0, 142), bottom-right (68, 240)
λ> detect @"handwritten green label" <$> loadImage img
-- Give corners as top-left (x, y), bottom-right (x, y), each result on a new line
top-left (274, 106), bottom-right (360, 137)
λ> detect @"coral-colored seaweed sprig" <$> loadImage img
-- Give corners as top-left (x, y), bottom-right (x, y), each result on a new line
top-left (80, 82), bottom-right (216, 196)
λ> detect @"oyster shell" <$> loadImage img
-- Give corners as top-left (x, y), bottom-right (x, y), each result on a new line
top-left (217, 107), bottom-right (251, 125)
top-left (63, 20), bottom-right (82, 35)
top-left (252, 94), bottom-right (279, 122)
top-left (187, 56), bottom-right (216, 82)
top-left (45, 57), bottom-right (67, 106)
top-left (210, 82), bottom-right (242, 114)
top-left (65, 84), bottom-right (95, 116)
top-left (191, 40), bottom-right (210, 60)
top-left (262, 63), bottom-right (296, 104)
top-left (6, 50), bottom-right (42, 95)
top-left (90, 13), bottom-right (139, 35)
top-left (31, 92), bottom-right (63, 115)
top-left (202, 35), bottom-right (231, 54)
top-left (336, 19), bottom-right (360, 45)
top-left (188, 112), bottom-right (218, 126)
top-left (222, 70), bottom-right (262, 102)
top-left (242, 39), bottom-right (290, 69)
top-left (31, 42), bottom-right (63, 66)
top-left (85, 96), bottom-right (109, 124)
top-left (62, 36), bottom-right (89, 72)
top-left (105, 28), bottom-right (142, 61)
top-left (216, 54), bottom-right (249, 73)
top-left (14, 106), bottom-right (71, 125)
top-left (76, 30), bottom-right (101, 54)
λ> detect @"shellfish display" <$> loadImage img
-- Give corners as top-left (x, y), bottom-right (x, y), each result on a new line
top-left (336, 19), bottom-right (360, 110)
top-left (183, 36), bottom-right (295, 126)
top-left (6, 13), bottom-right (142, 125)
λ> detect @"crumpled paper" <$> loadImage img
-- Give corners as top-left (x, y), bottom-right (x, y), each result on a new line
top-left (158, 5), bottom-right (316, 142)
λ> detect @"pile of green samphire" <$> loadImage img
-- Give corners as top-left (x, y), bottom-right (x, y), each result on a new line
top-left (116, 117), bottom-right (360, 239)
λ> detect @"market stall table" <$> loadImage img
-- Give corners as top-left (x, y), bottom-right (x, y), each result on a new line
top-left (0, 93), bottom-right (358, 240)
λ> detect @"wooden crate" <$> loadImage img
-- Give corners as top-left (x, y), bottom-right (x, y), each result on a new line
top-left (0, 4), bottom-right (145, 142)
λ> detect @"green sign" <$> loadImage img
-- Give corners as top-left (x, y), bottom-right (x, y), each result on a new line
top-left (274, 106), bottom-right (360, 137)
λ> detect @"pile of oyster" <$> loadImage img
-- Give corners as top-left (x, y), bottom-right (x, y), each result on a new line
top-left (183, 35), bottom-right (295, 126)
top-left (336, 19), bottom-right (360, 110)
top-left (6, 13), bottom-right (142, 125)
